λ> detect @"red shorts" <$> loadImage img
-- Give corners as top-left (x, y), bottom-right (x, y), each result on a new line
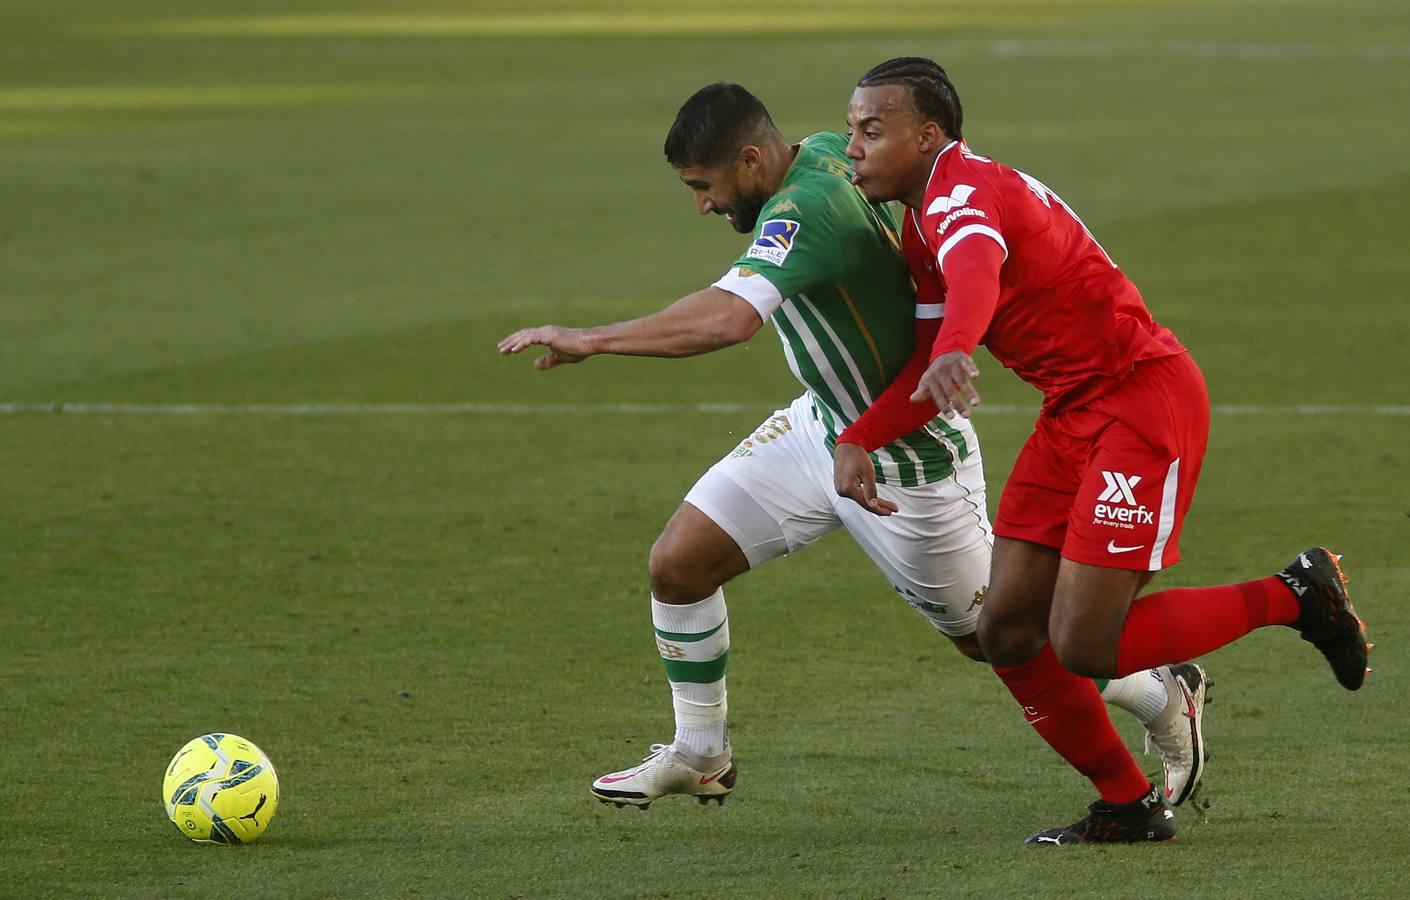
top-left (994, 353), bottom-right (1210, 572)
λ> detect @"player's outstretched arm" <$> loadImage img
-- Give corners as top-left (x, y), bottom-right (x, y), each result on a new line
top-left (497, 287), bottom-right (763, 369)
top-left (496, 325), bottom-right (595, 370)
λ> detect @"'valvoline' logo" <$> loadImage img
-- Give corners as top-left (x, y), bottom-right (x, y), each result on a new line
top-left (925, 184), bottom-right (976, 215)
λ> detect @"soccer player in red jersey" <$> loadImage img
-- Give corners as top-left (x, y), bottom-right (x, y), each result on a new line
top-left (833, 57), bottom-right (1371, 844)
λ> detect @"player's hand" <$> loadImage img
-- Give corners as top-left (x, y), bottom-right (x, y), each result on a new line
top-left (497, 326), bottom-right (594, 370)
top-left (911, 351), bottom-right (981, 418)
top-left (833, 441), bottom-right (898, 517)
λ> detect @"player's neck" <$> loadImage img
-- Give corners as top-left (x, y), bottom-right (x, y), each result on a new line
top-left (761, 141), bottom-right (800, 196)
top-left (902, 147), bottom-right (945, 211)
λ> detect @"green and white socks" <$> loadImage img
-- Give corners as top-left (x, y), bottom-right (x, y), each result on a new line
top-left (651, 589), bottom-right (731, 765)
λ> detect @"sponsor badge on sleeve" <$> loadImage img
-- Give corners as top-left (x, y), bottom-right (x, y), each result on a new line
top-left (745, 219), bottom-right (801, 266)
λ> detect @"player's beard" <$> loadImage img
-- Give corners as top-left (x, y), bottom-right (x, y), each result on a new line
top-left (726, 192), bottom-right (766, 233)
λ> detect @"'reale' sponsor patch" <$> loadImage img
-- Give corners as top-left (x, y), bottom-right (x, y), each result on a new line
top-left (745, 219), bottom-right (800, 266)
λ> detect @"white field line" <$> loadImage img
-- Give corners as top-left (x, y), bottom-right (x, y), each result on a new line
top-left (0, 402), bottom-right (1407, 417)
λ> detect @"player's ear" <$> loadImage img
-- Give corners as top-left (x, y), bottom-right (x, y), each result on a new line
top-left (737, 144), bottom-right (763, 172)
top-left (916, 121), bottom-right (945, 154)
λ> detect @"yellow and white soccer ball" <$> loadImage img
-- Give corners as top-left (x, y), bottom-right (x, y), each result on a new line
top-left (162, 733), bottom-right (280, 844)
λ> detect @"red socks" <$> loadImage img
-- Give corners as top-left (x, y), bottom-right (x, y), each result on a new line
top-left (1115, 576), bottom-right (1299, 676)
top-left (996, 577), bottom-right (1299, 804)
top-left (993, 644), bottom-right (1151, 804)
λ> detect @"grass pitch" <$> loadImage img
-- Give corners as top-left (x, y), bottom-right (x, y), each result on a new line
top-left (3, 1), bottom-right (1409, 896)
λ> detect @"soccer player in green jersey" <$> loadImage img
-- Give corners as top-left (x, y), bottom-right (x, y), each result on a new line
top-left (498, 83), bottom-right (1205, 809)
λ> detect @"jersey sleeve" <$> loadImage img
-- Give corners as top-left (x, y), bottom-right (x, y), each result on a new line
top-left (924, 168), bottom-right (1008, 271)
top-left (923, 169), bottom-right (1008, 358)
top-left (712, 197), bottom-right (833, 319)
top-left (713, 265), bottom-right (785, 319)
top-left (928, 237), bottom-right (1004, 357)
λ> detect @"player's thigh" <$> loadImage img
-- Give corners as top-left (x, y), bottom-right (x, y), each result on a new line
top-left (837, 460), bottom-right (993, 638)
top-left (1047, 422), bottom-right (1179, 668)
top-left (1048, 560), bottom-right (1156, 677)
top-left (975, 537), bottom-right (1063, 666)
top-left (681, 402), bottom-right (841, 571)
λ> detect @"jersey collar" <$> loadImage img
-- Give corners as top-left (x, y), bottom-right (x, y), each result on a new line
top-left (911, 140), bottom-right (961, 236)
top-left (924, 139), bottom-right (960, 191)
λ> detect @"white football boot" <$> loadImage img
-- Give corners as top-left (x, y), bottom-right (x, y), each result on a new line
top-left (590, 743), bottom-right (736, 809)
top-left (1143, 662), bottom-right (1209, 806)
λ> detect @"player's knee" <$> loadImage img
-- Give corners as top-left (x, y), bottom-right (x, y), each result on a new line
top-left (975, 609), bottom-right (1020, 660)
top-left (975, 613), bottom-right (1003, 658)
top-left (976, 609), bottom-right (1044, 667)
top-left (1048, 628), bottom-right (1116, 679)
top-left (647, 535), bottom-right (691, 601)
top-left (947, 632), bottom-right (988, 663)
top-left (648, 533), bottom-right (714, 604)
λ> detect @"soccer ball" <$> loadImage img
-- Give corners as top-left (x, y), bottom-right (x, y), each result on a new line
top-left (162, 733), bottom-right (280, 844)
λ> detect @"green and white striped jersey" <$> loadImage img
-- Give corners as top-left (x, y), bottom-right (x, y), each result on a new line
top-left (712, 131), bottom-right (976, 487)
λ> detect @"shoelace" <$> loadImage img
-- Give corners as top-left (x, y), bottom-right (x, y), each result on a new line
top-left (642, 743), bottom-right (673, 762)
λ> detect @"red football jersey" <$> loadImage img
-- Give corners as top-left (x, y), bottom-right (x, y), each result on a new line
top-left (913, 141), bottom-right (1185, 412)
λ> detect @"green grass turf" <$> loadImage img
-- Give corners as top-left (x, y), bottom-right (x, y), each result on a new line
top-left (2, 0), bottom-right (1409, 896)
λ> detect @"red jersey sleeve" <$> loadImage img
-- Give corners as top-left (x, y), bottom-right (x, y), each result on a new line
top-left (928, 236), bottom-right (1004, 357)
top-left (923, 166), bottom-right (1008, 358)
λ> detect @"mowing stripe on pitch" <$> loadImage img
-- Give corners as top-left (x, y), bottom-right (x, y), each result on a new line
top-left (986, 40), bottom-right (1410, 61)
top-left (0, 402), bottom-right (1407, 417)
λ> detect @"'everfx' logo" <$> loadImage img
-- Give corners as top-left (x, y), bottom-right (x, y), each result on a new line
top-left (925, 184), bottom-right (976, 215)
top-left (1094, 470), bottom-right (1153, 525)
top-left (1097, 471), bottom-right (1141, 505)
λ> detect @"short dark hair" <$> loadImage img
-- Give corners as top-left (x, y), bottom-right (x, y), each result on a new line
top-left (857, 57), bottom-right (963, 140)
top-left (664, 82), bottom-right (776, 169)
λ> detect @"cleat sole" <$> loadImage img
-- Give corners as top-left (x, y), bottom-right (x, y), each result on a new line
top-left (591, 791), bottom-right (650, 810)
top-left (591, 788), bottom-right (730, 810)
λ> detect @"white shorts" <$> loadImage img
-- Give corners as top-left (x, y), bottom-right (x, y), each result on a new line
top-left (684, 394), bottom-right (993, 637)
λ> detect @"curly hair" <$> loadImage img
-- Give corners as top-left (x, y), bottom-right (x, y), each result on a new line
top-left (856, 57), bottom-right (963, 139)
